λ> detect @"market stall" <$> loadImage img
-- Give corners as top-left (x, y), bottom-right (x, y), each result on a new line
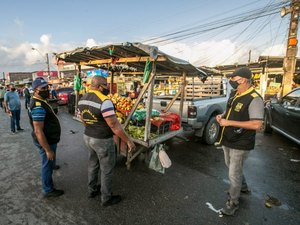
top-left (55, 42), bottom-right (207, 169)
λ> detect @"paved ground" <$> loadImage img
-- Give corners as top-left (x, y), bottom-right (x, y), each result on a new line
top-left (0, 99), bottom-right (299, 225)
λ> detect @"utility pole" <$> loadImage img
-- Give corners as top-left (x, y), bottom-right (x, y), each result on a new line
top-left (248, 50), bottom-right (252, 64)
top-left (46, 53), bottom-right (51, 81)
top-left (281, 0), bottom-right (300, 96)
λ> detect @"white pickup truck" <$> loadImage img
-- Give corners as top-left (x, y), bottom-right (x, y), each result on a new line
top-left (152, 76), bottom-right (231, 144)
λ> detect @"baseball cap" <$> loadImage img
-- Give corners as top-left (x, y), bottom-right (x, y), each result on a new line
top-left (228, 67), bottom-right (252, 79)
top-left (32, 77), bottom-right (48, 89)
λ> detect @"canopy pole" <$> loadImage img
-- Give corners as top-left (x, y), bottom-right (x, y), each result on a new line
top-left (110, 71), bottom-right (114, 94)
top-left (163, 89), bottom-right (182, 113)
top-left (144, 61), bottom-right (156, 142)
top-left (179, 72), bottom-right (187, 123)
top-left (75, 64), bottom-right (81, 115)
top-left (123, 71), bottom-right (156, 129)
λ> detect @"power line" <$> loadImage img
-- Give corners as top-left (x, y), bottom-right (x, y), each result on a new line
top-left (143, 1), bottom-right (288, 45)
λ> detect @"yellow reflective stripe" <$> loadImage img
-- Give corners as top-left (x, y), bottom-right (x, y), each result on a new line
top-left (217, 87), bottom-right (255, 145)
top-left (89, 90), bottom-right (108, 102)
top-left (32, 96), bottom-right (59, 121)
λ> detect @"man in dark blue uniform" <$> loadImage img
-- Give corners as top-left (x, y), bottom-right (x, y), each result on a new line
top-left (29, 77), bottom-right (64, 198)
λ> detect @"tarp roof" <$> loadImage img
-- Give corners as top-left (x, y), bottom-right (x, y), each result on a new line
top-left (55, 42), bottom-right (207, 77)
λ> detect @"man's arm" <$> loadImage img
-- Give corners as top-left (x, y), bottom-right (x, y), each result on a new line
top-left (104, 115), bottom-right (135, 152)
top-left (3, 94), bottom-right (10, 115)
top-left (218, 119), bottom-right (262, 130)
top-left (33, 121), bottom-right (55, 160)
top-left (218, 96), bottom-right (264, 131)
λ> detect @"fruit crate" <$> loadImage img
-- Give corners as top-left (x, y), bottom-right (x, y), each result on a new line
top-left (151, 120), bottom-right (172, 135)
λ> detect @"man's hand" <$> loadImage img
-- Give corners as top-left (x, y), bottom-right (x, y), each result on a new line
top-left (219, 118), bottom-right (231, 127)
top-left (45, 150), bottom-right (55, 160)
top-left (7, 110), bottom-right (12, 117)
top-left (127, 140), bottom-right (136, 153)
top-left (216, 114), bottom-right (223, 123)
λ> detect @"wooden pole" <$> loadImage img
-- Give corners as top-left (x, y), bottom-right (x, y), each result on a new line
top-left (75, 64), bottom-right (81, 115)
top-left (179, 72), bottom-right (187, 123)
top-left (123, 71), bottom-right (156, 128)
top-left (144, 62), bottom-right (156, 142)
top-left (110, 71), bottom-right (114, 94)
top-left (163, 89), bottom-right (182, 113)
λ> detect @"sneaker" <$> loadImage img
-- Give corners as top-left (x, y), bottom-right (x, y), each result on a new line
top-left (102, 195), bottom-right (122, 207)
top-left (43, 189), bottom-right (64, 198)
top-left (17, 128), bottom-right (24, 131)
top-left (241, 187), bottom-right (251, 194)
top-left (11, 130), bottom-right (16, 134)
top-left (221, 200), bottom-right (239, 216)
top-left (88, 185), bottom-right (101, 198)
top-left (225, 188), bottom-right (251, 195)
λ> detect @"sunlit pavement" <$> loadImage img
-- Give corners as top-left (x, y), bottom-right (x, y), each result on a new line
top-left (0, 99), bottom-right (299, 225)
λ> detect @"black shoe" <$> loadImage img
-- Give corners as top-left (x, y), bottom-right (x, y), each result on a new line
top-left (102, 195), bottom-right (122, 207)
top-left (53, 165), bottom-right (60, 170)
top-left (88, 185), bottom-right (101, 198)
top-left (241, 187), bottom-right (251, 194)
top-left (17, 128), bottom-right (24, 131)
top-left (43, 189), bottom-right (64, 198)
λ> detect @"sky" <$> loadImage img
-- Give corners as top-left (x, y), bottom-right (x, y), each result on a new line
top-left (0, 0), bottom-right (293, 74)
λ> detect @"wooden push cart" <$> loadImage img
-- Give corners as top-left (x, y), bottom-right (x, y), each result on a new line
top-left (55, 42), bottom-right (207, 169)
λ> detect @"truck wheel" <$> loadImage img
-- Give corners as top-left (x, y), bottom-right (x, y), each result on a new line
top-left (263, 114), bottom-right (272, 133)
top-left (203, 117), bottom-right (220, 145)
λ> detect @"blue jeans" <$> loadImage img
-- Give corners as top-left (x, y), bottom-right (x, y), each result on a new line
top-left (10, 109), bottom-right (21, 132)
top-left (34, 142), bottom-right (57, 193)
top-left (83, 135), bottom-right (116, 202)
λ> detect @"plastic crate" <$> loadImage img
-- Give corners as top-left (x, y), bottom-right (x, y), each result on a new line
top-left (151, 120), bottom-right (172, 135)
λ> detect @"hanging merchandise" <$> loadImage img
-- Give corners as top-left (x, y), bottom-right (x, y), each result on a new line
top-left (149, 144), bottom-right (165, 174)
top-left (74, 74), bottom-right (82, 91)
top-left (142, 59), bottom-right (152, 84)
top-left (108, 46), bottom-right (114, 55)
top-left (158, 144), bottom-right (172, 168)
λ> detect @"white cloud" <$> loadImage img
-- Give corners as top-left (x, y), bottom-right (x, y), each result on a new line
top-left (261, 44), bottom-right (286, 56)
top-left (158, 40), bottom-right (262, 67)
top-left (0, 35), bottom-right (293, 73)
top-left (40, 34), bottom-right (51, 46)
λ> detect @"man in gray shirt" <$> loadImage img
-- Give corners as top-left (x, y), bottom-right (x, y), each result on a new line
top-left (216, 67), bottom-right (264, 216)
top-left (4, 84), bottom-right (24, 133)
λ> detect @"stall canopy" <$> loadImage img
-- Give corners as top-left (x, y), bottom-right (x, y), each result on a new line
top-left (55, 42), bottom-right (207, 77)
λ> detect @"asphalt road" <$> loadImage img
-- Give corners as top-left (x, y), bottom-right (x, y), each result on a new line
top-left (0, 99), bottom-right (299, 225)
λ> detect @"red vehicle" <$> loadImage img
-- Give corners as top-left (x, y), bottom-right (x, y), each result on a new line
top-left (56, 87), bottom-right (73, 105)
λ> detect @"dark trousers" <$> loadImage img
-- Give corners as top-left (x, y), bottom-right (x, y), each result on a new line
top-left (0, 98), bottom-right (4, 109)
top-left (25, 96), bottom-right (31, 109)
top-left (10, 109), bottom-right (21, 132)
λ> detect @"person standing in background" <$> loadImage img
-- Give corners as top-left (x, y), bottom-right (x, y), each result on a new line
top-left (0, 86), bottom-right (5, 110)
top-left (23, 84), bottom-right (31, 109)
top-left (4, 84), bottom-right (24, 133)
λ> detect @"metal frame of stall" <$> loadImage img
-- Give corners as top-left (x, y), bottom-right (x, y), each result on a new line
top-left (55, 42), bottom-right (206, 169)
